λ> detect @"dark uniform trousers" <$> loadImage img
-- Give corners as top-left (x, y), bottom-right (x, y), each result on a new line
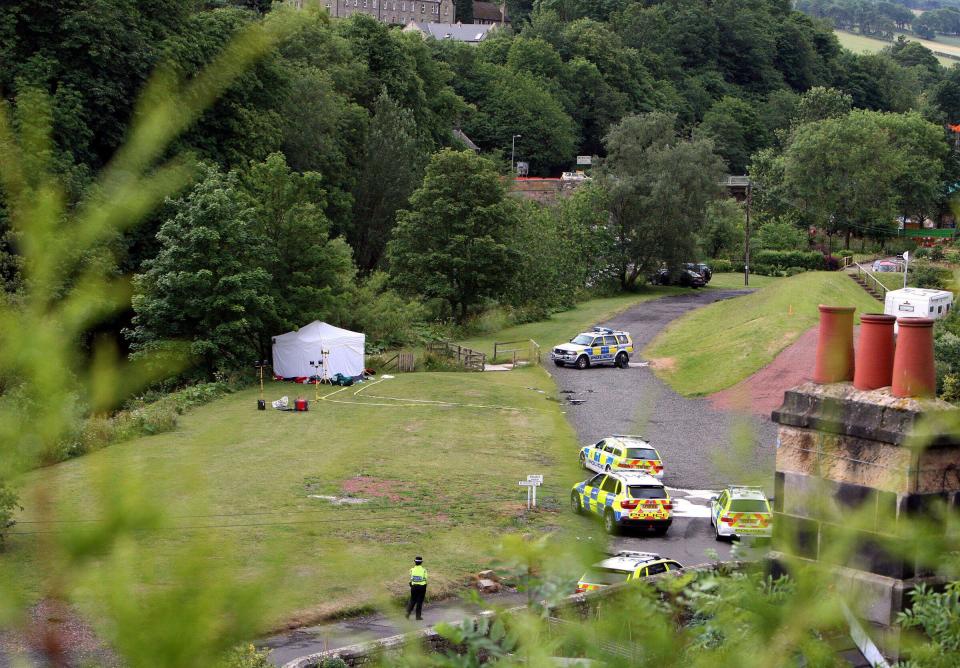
top-left (407, 584), bottom-right (426, 619)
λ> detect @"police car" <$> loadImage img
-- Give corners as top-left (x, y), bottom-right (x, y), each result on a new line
top-left (579, 435), bottom-right (664, 479)
top-left (710, 485), bottom-right (773, 541)
top-left (550, 327), bottom-right (633, 369)
top-left (571, 471), bottom-right (672, 535)
top-left (576, 551), bottom-right (683, 593)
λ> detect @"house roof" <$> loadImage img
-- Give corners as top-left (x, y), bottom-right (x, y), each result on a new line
top-left (473, 1), bottom-right (508, 22)
top-left (403, 21), bottom-right (495, 42)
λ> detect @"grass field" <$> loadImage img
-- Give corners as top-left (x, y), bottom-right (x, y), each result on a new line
top-left (706, 272), bottom-right (780, 290)
top-left (834, 29), bottom-right (959, 66)
top-left (5, 368), bottom-right (590, 629)
top-left (644, 271), bottom-right (882, 397)
top-left (458, 286), bottom-right (684, 360)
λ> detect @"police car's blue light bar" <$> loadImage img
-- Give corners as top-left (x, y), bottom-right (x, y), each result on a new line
top-left (592, 327), bottom-right (614, 334)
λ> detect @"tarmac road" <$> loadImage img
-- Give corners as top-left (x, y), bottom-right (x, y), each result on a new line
top-left (550, 288), bottom-right (779, 564)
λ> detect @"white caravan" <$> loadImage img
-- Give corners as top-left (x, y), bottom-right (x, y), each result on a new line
top-left (884, 287), bottom-right (954, 323)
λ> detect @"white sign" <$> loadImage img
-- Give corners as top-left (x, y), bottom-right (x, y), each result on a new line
top-left (527, 474), bottom-right (544, 484)
top-left (576, 155), bottom-right (592, 165)
top-left (518, 481), bottom-right (537, 486)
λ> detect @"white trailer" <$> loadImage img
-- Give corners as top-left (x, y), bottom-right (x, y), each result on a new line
top-left (884, 287), bottom-right (954, 323)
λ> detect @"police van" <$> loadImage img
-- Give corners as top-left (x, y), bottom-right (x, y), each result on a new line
top-left (550, 327), bottom-right (633, 369)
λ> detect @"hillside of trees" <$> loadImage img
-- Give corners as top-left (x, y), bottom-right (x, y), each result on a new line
top-left (2, 0), bottom-right (960, 379)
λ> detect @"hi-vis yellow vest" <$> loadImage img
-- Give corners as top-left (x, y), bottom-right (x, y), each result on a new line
top-left (410, 565), bottom-right (428, 585)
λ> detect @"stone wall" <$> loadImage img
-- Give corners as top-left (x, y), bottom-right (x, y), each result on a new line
top-left (771, 381), bottom-right (960, 627)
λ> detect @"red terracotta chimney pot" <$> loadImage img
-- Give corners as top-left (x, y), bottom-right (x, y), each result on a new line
top-left (854, 313), bottom-right (897, 391)
top-left (813, 305), bottom-right (856, 384)
top-left (892, 317), bottom-right (937, 398)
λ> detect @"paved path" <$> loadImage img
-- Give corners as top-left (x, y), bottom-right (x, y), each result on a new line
top-left (550, 289), bottom-right (779, 563)
top-left (263, 591), bottom-right (529, 666)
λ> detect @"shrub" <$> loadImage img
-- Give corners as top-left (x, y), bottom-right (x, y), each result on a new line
top-left (320, 659), bottom-right (348, 668)
top-left (838, 250), bottom-right (854, 258)
top-left (222, 644), bottom-right (270, 668)
top-left (911, 262), bottom-right (948, 289)
top-left (0, 481), bottom-right (21, 547)
top-left (930, 245), bottom-right (945, 262)
top-left (824, 255), bottom-right (840, 271)
top-left (785, 266), bottom-right (805, 277)
top-left (710, 258), bottom-right (733, 272)
top-left (752, 250), bottom-right (826, 271)
top-left (913, 247), bottom-right (930, 259)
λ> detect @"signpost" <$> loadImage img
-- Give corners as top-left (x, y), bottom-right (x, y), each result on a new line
top-left (903, 250), bottom-right (910, 289)
top-left (519, 474), bottom-right (544, 509)
top-left (576, 155), bottom-right (592, 166)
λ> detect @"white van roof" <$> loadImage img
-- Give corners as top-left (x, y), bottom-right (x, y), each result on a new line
top-left (886, 288), bottom-right (953, 300)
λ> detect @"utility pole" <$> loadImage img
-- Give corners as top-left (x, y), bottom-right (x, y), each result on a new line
top-left (511, 134), bottom-right (521, 175)
top-left (744, 179), bottom-right (752, 287)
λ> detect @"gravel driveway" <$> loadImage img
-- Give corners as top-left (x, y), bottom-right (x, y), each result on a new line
top-left (549, 289), bottom-right (778, 491)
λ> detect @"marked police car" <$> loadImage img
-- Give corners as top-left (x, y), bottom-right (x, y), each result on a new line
top-left (571, 471), bottom-right (672, 535)
top-left (576, 551), bottom-right (683, 593)
top-left (579, 435), bottom-right (664, 479)
top-left (710, 485), bottom-right (773, 541)
top-left (550, 327), bottom-right (633, 369)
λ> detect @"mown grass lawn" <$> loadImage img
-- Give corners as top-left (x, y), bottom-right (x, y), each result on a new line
top-left (459, 286), bottom-right (684, 361)
top-left (706, 272), bottom-right (779, 290)
top-left (644, 271), bottom-right (882, 397)
top-left (5, 368), bottom-right (589, 629)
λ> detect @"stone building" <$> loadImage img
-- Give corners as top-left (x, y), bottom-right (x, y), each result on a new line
top-left (473, 1), bottom-right (509, 25)
top-left (293, 0), bottom-right (455, 26)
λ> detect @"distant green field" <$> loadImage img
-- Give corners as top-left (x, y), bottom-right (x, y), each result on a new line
top-left (834, 29), bottom-right (959, 67)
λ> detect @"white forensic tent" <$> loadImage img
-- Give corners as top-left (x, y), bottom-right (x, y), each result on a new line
top-left (272, 321), bottom-right (365, 379)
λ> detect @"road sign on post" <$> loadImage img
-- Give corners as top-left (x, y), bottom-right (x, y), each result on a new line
top-left (576, 155), bottom-right (592, 165)
top-left (519, 474), bottom-right (544, 509)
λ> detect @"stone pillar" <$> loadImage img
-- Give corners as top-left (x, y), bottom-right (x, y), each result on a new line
top-left (771, 382), bottom-right (960, 634)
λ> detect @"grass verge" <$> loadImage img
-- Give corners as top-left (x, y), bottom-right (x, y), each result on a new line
top-left (706, 272), bottom-right (779, 290)
top-left (644, 271), bottom-right (882, 396)
top-left (458, 286), bottom-right (685, 360)
top-left (5, 368), bottom-right (589, 628)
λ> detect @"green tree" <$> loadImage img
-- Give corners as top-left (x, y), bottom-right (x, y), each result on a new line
top-left (700, 199), bottom-right (745, 259)
top-left (757, 218), bottom-right (807, 251)
top-left (240, 153), bottom-right (356, 343)
top-left (792, 86), bottom-right (852, 125)
top-left (348, 91), bottom-right (427, 272)
top-left (388, 149), bottom-right (519, 321)
top-left (782, 110), bottom-right (900, 250)
top-left (599, 112), bottom-right (726, 289)
top-left (698, 96), bottom-right (769, 173)
top-left (129, 166), bottom-right (274, 374)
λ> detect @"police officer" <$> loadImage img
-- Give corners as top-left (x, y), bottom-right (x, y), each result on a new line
top-left (405, 556), bottom-right (428, 620)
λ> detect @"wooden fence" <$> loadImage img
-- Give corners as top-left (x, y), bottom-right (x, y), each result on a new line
top-left (425, 341), bottom-right (486, 371)
top-left (492, 339), bottom-right (541, 366)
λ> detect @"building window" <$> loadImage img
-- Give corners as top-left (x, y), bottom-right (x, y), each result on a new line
top-left (363, 0), bottom-right (367, 6)
top-left (421, 3), bottom-right (425, 12)
top-left (401, 1), bottom-right (405, 9)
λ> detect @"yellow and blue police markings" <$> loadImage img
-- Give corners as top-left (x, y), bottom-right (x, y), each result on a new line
top-left (710, 486), bottom-right (773, 540)
top-left (571, 471), bottom-right (672, 534)
top-left (579, 436), bottom-right (664, 478)
top-left (576, 552), bottom-right (684, 593)
top-left (550, 327), bottom-right (634, 368)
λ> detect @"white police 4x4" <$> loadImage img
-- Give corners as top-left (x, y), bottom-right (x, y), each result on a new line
top-left (551, 327), bottom-right (633, 369)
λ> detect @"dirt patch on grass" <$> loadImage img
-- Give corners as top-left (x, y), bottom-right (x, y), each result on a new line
top-left (341, 476), bottom-right (412, 503)
top-left (709, 326), bottom-right (817, 415)
top-left (648, 357), bottom-right (677, 373)
top-left (0, 599), bottom-right (117, 667)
